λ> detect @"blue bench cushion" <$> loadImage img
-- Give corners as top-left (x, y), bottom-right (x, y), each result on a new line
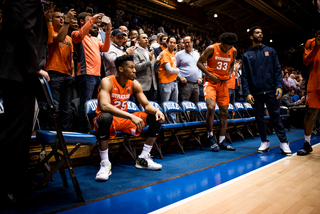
top-left (37, 130), bottom-right (97, 144)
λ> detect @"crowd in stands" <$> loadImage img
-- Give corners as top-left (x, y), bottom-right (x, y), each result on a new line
top-left (0, 1), bottom-right (308, 132)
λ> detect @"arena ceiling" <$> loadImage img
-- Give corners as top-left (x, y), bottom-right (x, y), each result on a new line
top-left (117, 0), bottom-right (319, 47)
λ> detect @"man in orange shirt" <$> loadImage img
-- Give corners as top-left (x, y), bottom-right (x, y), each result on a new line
top-left (72, 12), bottom-right (111, 132)
top-left (95, 55), bottom-right (165, 181)
top-left (46, 8), bottom-right (76, 130)
top-left (227, 60), bottom-right (240, 106)
top-left (297, 30), bottom-right (320, 155)
top-left (197, 33), bottom-right (237, 152)
top-left (158, 36), bottom-right (180, 123)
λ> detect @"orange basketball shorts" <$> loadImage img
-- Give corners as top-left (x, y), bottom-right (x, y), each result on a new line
top-left (203, 80), bottom-right (229, 106)
top-left (306, 90), bottom-right (320, 109)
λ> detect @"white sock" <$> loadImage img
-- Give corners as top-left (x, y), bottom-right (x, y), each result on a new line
top-left (140, 144), bottom-right (152, 157)
top-left (207, 131), bottom-right (213, 138)
top-left (99, 149), bottom-right (109, 162)
top-left (305, 135), bottom-right (311, 144)
top-left (219, 136), bottom-right (225, 143)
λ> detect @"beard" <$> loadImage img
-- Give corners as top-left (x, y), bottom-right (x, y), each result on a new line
top-left (253, 37), bottom-right (262, 43)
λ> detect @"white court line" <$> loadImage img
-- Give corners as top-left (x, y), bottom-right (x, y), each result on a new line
top-left (149, 142), bottom-right (320, 214)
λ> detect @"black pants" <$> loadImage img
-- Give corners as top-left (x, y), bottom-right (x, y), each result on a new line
top-left (178, 82), bottom-right (199, 122)
top-left (252, 92), bottom-right (287, 142)
top-left (0, 77), bottom-right (39, 194)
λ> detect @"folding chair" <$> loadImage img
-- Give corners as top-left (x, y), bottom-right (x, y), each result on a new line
top-left (33, 76), bottom-right (98, 202)
top-left (233, 102), bottom-right (255, 139)
top-left (160, 101), bottom-right (188, 154)
top-left (180, 101), bottom-right (206, 150)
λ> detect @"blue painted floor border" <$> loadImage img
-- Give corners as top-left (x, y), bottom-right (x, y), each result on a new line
top-left (58, 133), bottom-right (320, 214)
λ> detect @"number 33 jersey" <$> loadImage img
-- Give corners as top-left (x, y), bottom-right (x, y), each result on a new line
top-left (205, 43), bottom-right (234, 81)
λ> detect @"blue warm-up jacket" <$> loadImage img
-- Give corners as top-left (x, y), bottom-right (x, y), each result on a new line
top-left (241, 44), bottom-right (283, 97)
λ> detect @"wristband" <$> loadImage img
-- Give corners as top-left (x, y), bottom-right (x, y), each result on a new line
top-left (125, 51), bottom-right (129, 55)
top-left (64, 21), bottom-right (70, 24)
top-left (47, 19), bottom-right (52, 22)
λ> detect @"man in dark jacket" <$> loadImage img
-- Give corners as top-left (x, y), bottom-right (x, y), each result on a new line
top-left (0, 0), bottom-right (49, 204)
top-left (280, 88), bottom-right (303, 107)
top-left (242, 26), bottom-right (292, 155)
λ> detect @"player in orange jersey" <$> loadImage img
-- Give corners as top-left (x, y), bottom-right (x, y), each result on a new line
top-left (197, 32), bottom-right (237, 152)
top-left (94, 55), bottom-right (165, 181)
top-left (297, 30), bottom-right (320, 155)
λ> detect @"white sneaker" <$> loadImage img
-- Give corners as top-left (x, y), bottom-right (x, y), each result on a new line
top-left (258, 140), bottom-right (270, 153)
top-left (135, 154), bottom-right (162, 170)
top-left (95, 160), bottom-right (112, 181)
top-left (280, 141), bottom-right (292, 156)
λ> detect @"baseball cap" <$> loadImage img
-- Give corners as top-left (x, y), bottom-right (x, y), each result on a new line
top-left (112, 29), bottom-right (126, 36)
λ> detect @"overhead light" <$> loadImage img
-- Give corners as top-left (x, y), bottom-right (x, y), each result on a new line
top-left (247, 29), bottom-right (250, 32)
top-left (214, 14), bottom-right (218, 18)
top-left (270, 39), bottom-right (273, 42)
top-left (301, 43), bottom-right (304, 46)
top-left (177, 0), bottom-right (183, 2)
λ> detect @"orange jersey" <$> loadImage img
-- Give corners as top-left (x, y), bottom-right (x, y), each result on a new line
top-left (205, 43), bottom-right (234, 81)
top-left (158, 49), bottom-right (178, 84)
top-left (227, 72), bottom-right (236, 89)
top-left (96, 75), bottom-right (133, 117)
top-left (303, 38), bottom-right (320, 92)
top-left (45, 30), bottom-right (73, 75)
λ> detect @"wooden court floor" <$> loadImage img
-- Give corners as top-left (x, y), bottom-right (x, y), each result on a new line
top-left (157, 144), bottom-right (320, 214)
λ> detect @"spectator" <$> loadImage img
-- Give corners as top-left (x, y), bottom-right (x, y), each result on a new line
top-left (94, 55), bottom-right (165, 181)
top-left (68, 18), bottom-right (79, 36)
top-left (132, 34), bottom-right (161, 102)
top-left (177, 38), bottom-right (185, 51)
top-left (149, 33), bottom-right (163, 51)
top-left (71, 12), bottom-right (111, 132)
top-left (193, 39), bottom-right (200, 51)
top-left (102, 29), bottom-right (136, 76)
top-left (154, 34), bottom-right (167, 58)
top-left (149, 35), bottom-right (158, 50)
top-left (114, 10), bottom-right (125, 28)
top-left (288, 73), bottom-right (302, 89)
top-left (280, 88), bottom-right (303, 107)
top-left (283, 71), bottom-right (293, 89)
top-left (292, 89), bottom-right (305, 103)
top-left (46, 8), bottom-right (76, 131)
top-left (158, 36), bottom-right (179, 123)
top-left (128, 30), bottom-right (138, 47)
top-left (175, 36), bottom-right (202, 122)
top-left (89, 23), bottom-right (99, 38)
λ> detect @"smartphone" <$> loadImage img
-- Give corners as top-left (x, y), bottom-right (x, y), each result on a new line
top-left (42, 1), bottom-right (51, 11)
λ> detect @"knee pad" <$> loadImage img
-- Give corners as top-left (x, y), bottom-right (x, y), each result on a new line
top-left (97, 113), bottom-right (113, 140)
top-left (146, 114), bottom-right (161, 137)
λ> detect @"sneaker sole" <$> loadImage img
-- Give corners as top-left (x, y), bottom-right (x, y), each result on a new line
top-left (280, 148), bottom-right (292, 156)
top-left (258, 148), bottom-right (269, 153)
top-left (95, 171), bottom-right (112, 181)
top-left (135, 165), bottom-right (162, 170)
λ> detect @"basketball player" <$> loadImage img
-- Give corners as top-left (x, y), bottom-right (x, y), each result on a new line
top-left (297, 30), bottom-right (320, 155)
top-left (197, 32), bottom-right (237, 152)
top-left (94, 55), bottom-right (165, 181)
